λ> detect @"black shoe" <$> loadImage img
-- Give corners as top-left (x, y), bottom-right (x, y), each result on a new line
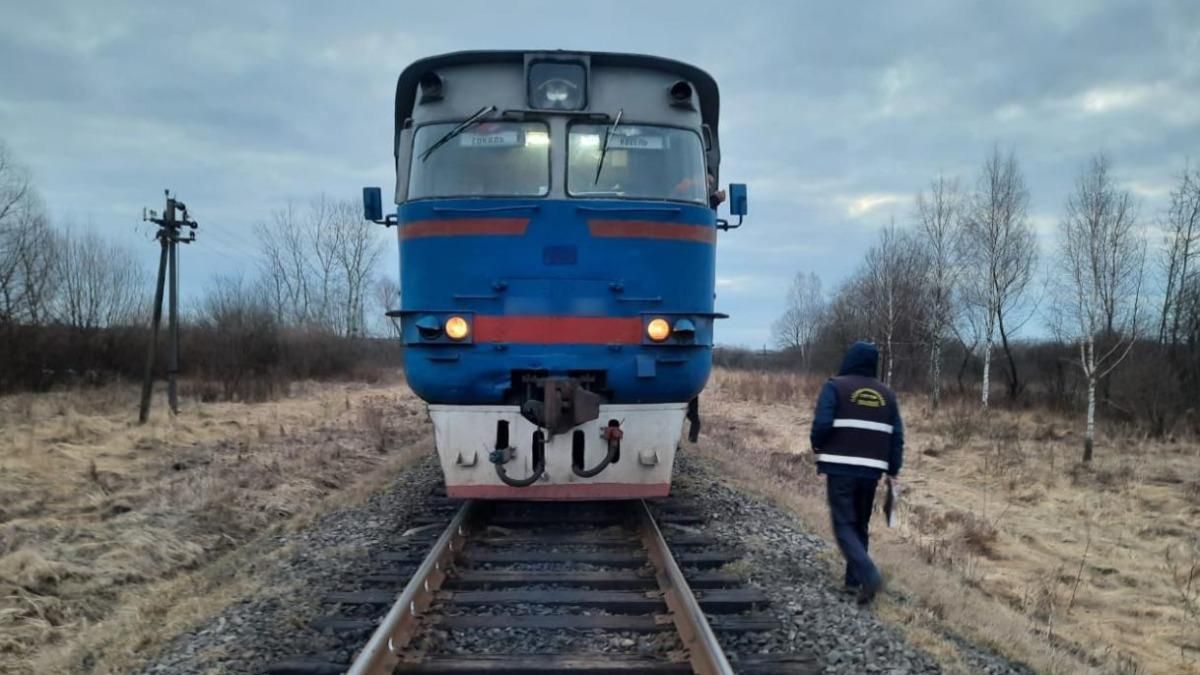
top-left (842, 584), bottom-right (860, 596)
top-left (856, 577), bottom-right (884, 606)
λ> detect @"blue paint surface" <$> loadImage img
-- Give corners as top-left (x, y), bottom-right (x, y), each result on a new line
top-left (397, 198), bottom-right (718, 405)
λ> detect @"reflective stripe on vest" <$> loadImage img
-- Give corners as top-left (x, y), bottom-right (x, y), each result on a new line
top-left (815, 454), bottom-right (890, 470)
top-left (832, 419), bottom-right (894, 434)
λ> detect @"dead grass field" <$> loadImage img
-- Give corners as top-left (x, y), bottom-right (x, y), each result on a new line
top-left (0, 377), bottom-right (429, 675)
top-left (701, 368), bottom-right (1200, 675)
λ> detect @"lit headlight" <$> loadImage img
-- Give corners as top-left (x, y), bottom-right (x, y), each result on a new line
top-left (445, 316), bottom-right (470, 340)
top-left (646, 318), bottom-right (670, 342)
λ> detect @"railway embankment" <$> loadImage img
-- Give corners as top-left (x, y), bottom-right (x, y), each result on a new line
top-left (699, 368), bottom-right (1199, 675)
top-left (0, 379), bottom-right (428, 674)
top-left (5, 369), bottom-right (1188, 673)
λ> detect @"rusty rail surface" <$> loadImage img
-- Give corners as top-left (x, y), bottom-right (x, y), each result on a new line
top-left (637, 500), bottom-right (736, 675)
top-left (345, 500), bottom-right (474, 675)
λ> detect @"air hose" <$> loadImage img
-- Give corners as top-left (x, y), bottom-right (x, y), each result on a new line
top-left (495, 459), bottom-right (545, 487)
top-left (491, 434), bottom-right (545, 488)
top-left (573, 421), bottom-right (622, 478)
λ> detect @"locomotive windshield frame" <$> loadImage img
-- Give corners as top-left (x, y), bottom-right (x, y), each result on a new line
top-left (390, 51), bottom-right (722, 205)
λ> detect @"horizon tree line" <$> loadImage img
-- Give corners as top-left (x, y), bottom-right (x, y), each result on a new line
top-left (774, 146), bottom-right (1199, 461)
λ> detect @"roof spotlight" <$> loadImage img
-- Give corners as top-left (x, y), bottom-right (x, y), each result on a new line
top-left (528, 61), bottom-right (586, 111)
top-left (419, 72), bottom-right (444, 103)
top-left (668, 80), bottom-right (694, 107)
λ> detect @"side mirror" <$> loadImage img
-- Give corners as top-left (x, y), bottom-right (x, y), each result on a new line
top-left (729, 183), bottom-right (748, 216)
top-left (362, 187), bottom-right (383, 222)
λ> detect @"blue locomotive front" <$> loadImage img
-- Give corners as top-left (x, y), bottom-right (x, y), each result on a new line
top-left (363, 51), bottom-right (747, 499)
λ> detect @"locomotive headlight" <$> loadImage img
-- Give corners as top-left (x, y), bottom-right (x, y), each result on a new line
top-left (646, 318), bottom-right (671, 342)
top-left (544, 82), bottom-right (571, 103)
top-left (528, 61), bottom-right (587, 111)
top-left (445, 316), bottom-right (470, 341)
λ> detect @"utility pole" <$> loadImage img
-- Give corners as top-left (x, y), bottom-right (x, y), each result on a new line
top-left (138, 190), bottom-right (197, 424)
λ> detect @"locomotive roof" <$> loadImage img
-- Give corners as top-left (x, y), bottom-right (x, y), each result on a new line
top-left (394, 50), bottom-right (721, 133)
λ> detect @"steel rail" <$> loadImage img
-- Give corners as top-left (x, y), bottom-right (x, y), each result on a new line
top-left (636, 500), bottom-right (735, 675)
top-left (345, 500), bottom-right (474, 675)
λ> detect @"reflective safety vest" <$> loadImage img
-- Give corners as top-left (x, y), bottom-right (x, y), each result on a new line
top-left (815, 374), bottom-right (897, 471)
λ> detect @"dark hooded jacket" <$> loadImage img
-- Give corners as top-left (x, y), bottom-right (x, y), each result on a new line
top-left (810, 342), bottom-right (904, 478)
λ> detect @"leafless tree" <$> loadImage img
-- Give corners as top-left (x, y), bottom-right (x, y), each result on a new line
top-left (914, 175), bottom-right (966, 409)
top-left (13, 211), bottom-right (60, 325)
top-left (0, 141), bottom-right (35, 324)
top-left (963, 146), bottom-right (1038, 406)
top-left (375, 275), bottom-right (401, 339)
top-left (1160, 164), bottom-right (1200, 346)
top-left (255, 195), bottom-right (382, 337)
top-left (772, 271), bottom-right (825, 369)
top-left (1056, 154), bottom-right (1145, 462)
top-left (0, 142), bottom-right (64, 330)
top-left (0, 141), bottom-right (31, 230)
top-left (305, 195), bottom-right (343, 331)
top-left (256, 201), bottom-right (314, 326)
top-left (57, 226), bottom-right (145, 331)
top-left (861, 220), bottom-right (930, 385)
top-left (330, 200), bottom-right (383, 337)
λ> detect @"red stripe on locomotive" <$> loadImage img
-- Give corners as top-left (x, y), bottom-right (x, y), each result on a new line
top-left (587, 219), bottom-right (716, 243)
top-left (399, 218), bottom-right (529, 239)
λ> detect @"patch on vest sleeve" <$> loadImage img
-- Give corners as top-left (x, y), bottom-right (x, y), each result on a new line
top-left (850, 387), bottom-right (886, 408)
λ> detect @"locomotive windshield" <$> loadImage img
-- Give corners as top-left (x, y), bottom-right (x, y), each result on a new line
top-left (408, 121), bottom-right (550, 199)
top-left (567, 124), bottom-right (707, 204)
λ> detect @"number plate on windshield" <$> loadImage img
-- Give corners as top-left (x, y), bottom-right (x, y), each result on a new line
top-left (606, 134), bottom-right (665, 150)
top-left (460, 131), bottom-right (520, 147)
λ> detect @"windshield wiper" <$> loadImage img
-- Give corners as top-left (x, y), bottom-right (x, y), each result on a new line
top-left (420, 105), bottom-right (497, 162)
top-left (593, 108), bottom-right (623, 184)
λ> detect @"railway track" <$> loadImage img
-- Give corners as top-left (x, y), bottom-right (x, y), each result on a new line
top-left (270, 499), bottom-right (816, 674)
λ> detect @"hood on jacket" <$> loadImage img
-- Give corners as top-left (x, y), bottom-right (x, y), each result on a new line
top-left (837, 341), bottom-right (880, 377)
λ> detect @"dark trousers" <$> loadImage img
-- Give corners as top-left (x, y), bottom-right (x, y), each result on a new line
top-left (686, 397), bottom-right (701, 442)
top-left (826, 473), bottom-right (881, 589)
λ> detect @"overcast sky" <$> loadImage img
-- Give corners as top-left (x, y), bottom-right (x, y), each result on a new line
top-left (1, 1), bottom-right (1197, 347)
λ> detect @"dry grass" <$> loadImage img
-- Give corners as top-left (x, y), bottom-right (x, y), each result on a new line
top-left (0, 377), bottom-right (429, 674)
top-left (698, 368), bottom-right (1200, 675)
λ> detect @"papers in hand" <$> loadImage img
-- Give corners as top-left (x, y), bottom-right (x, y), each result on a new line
top-left (884, 479), bottom-right (900, 528)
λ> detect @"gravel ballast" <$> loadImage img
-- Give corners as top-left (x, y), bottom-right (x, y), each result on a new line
top-left (136, 448), bottom-right (1036, 674)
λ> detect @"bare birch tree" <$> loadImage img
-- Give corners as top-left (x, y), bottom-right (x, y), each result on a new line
top-left (1056, 154), bottom-right (1145, 462)
top-left (964, 146), bottom-right (1037, 406)
top-left (772, 271), bottom-right (825, 369)
top-left (862, 220), bottom-right (929, 385)
top-left (914, 175), bottom-right (965, 409)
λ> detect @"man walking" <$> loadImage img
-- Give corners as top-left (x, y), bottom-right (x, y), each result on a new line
top-left (810, 341), bottom-right (904, 605)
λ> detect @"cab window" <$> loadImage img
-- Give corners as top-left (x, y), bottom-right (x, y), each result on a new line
top-left (568, 124), bottom-right (706, 204)
top-left (409, 122), bottom-right (550, 199)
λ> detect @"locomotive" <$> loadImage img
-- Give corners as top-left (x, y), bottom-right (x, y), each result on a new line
top-left (363, 50), bottom-right (747, 500)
